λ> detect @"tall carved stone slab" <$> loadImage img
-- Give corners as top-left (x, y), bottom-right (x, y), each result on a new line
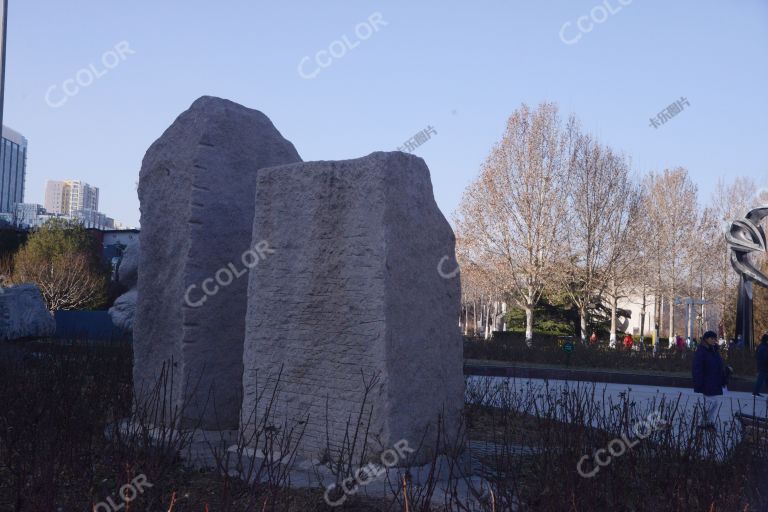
top-left (241, 152), bottom-right (463, 460)
top-left (134, 96), bottom-right (301, 429)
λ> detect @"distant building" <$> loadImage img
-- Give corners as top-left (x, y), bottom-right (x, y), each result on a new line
top-left (14, 203), bottom-right (48, 229)
top-left (93, 228), bottom-right (140, 268)
top-left (38, 179), bottom-right (122, 230)
top-left (72, 208), bottom-right (114, 230)
top-left (44, 180), bottom-right (99, 216)
top-left (44, 181), bottom-right (67, 214)
top-left (617, 291), bottom-right (720, 345)
top-left (1, 126), bottom-right (27, 214)
top-left (70, 181), bottom-right (99, 212)
top-left (112, 220), bottom-right (136, 230)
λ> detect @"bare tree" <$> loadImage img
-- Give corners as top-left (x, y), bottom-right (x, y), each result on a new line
top-left (553, 134), bottom-right (639, 343)
top-left (11, 219), bottom-right (109, 311)
top-left (454, 103), bottom-right (576, 345)
top-left (604, 185), bottom-right (645, 347)
top-left (643, 169), bottom-right (699, 347)
top-left (14, 252), bottom-right (108, 311)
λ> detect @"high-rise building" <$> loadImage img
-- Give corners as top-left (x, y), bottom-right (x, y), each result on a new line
top-left (44, 179), bottom-right (99, 216)
top-left (0, 125), bottom-right (27, 213)
top-left (69, 180), bottom-right (99, 212)
top-left (44, 180), bottom-right (67, 214)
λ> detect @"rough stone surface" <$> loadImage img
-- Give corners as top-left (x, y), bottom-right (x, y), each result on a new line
top-left (109, 288), bottom-right (137, 333)
top-left (134, 96), bottom-right (301, 429)
top-left (117, 239), bottom-right (139, 289)
top-left (109, 239), bottom-right (140, 333)
top-left (241, 152), bottom-right (463, 462)
top-left (0, 284), bottom-right (56, 341)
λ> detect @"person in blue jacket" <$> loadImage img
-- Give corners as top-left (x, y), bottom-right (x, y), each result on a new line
top-left (692, 331), bottom-right (727, 429)
top-left (753, 333), bottom-right (768, 396)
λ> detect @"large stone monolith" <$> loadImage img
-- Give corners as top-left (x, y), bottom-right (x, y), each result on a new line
top-left (241, 152), bottom-right (463, 462)
top-left (134, 96), bottom-right (301, 429)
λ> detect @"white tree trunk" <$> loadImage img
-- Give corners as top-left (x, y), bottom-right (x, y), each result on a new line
top-left (525, 306), bottom-right (534, 346)
top-left (484, 303), bottom-right (492, 340)
top-left (610, 295), bottom-right (618, 348)
top-left (501, 302), bottom-right (507, 331)
top-left (668, 292), bottom-right (675, 348)
top-left (479, 299), bottom-right (484, 336)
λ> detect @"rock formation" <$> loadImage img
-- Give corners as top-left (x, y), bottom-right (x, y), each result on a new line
top-left (0, 284), bottom-right (56, 341)
top-left (109, 239), bottom-right (139, 333)
top-left (134, 96), bottom-right (301, 429)
top-left (240, 152), bottom-right (464, 462)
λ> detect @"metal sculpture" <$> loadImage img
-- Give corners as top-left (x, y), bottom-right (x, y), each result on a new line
top-left (726, 206), bottom-right (768, 349)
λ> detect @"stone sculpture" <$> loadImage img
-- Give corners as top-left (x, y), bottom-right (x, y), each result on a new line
top-left (109, 239), bottom-right (139, 333)
top-left (134, 96), bottom-right (301, 429)
top-left (240, 152), bottom-right (464, 462)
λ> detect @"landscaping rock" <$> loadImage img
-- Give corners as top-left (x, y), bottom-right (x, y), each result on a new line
top-left (241, 152), bottom-right (464, 463)
top-left (110, 239), bottom-right (139, 334)
top-left (134, 96), bottom-right (301, 429)
top-left (0, 284), bottom-right (55, 341)
top-left (116, 238), bottom-right (139, 288)
top-left (109, 288), bottom-right (137, 333)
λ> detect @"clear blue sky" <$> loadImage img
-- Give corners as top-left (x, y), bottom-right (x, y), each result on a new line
top-left (5, 0), bottom-right (768, 227)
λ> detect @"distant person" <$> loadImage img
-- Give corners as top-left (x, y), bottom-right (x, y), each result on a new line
top-left (736, 334), bottom-right (745, 349)
top-left (692, 331), bottom-right (727, 430)
top-left (753, 333), bottom-right (768, 397)
top-left (623, 333), bottom-right (634, 351)
top-left (676, 335), bottom-right (686, 355)
top-left (589, 331), bottom-right (598, 346)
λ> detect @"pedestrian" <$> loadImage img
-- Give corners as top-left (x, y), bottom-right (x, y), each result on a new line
top-left (589, 331), bottom-right (598, 346)
top-left (676, 334), bottom-right (686, 352)
top-left (623, 332), bottom-right (634, 351)
top-left (753, 333), bottom-right (768, 397)
top-left (736, 334), bottom-right (745, 349)
top-left (692, 331), bottom-right (728, 430)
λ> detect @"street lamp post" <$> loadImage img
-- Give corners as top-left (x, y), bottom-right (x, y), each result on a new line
top-left (0, 0), bottom-right (7, 132)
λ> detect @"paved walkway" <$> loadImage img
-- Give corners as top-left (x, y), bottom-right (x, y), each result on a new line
top-left (466, 375), bottom-right (768, 445)
top-left (464, 359), bottom-right (756, 392)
